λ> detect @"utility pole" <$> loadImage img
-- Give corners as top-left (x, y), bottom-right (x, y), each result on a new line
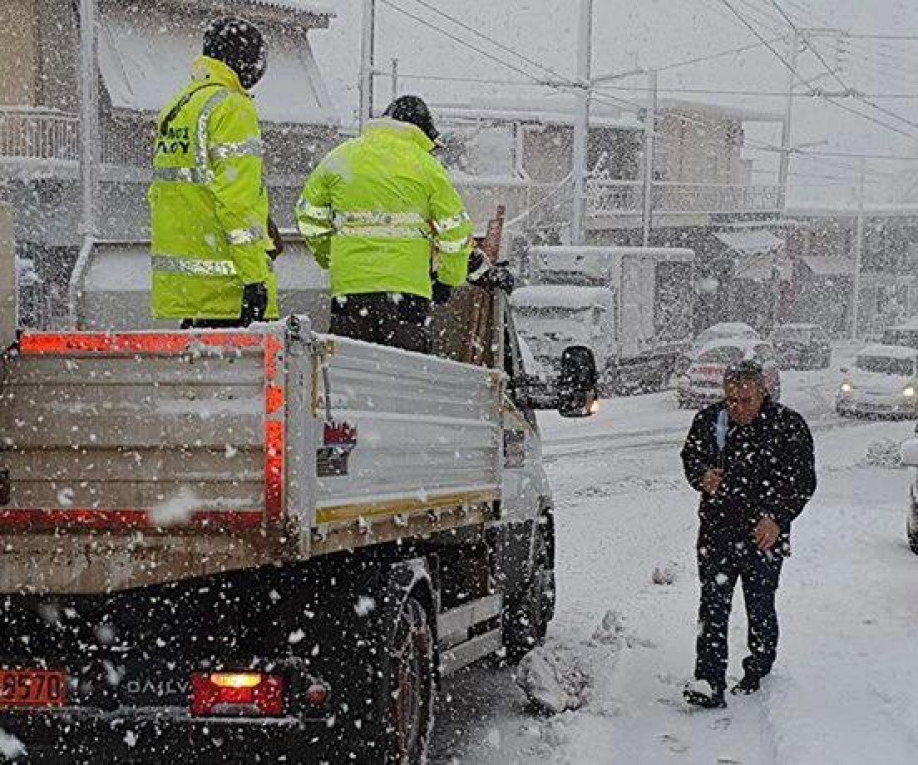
top-left (642, 69), bottom-right (658, 248)
top-left (78, 0), bottom-right (99, 239)
top-left (358, 0), bottom-right (377, 129)
top-left (778, 29), bottom-right (800, 210)
top-left (851, 158), bottom-right (866, 339)
top-left (570, 0), bottom-right (592, 246)
top-left (390, 58), bottom-right (399, 102)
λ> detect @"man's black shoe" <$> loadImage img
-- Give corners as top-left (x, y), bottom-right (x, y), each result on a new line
top-left (683, 679), bottom-right (726, 708)
top-left (730, 673), bottom-right (762, 695)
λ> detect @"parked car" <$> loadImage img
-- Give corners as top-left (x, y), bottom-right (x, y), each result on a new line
top-left (897, 435), bottom-right (918, 554)
top-left (676, 322), bottom-right (760, 374)
top-left (836, 344), bottom-right (918, 419)
top-left (880, 318), bottom-right (918, 350)
top-left (769, 323), bottom-right (832, 370)
top-left (676, 339), bottom-right (781, 409)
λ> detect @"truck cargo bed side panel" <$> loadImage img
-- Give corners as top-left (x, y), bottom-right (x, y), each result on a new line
top-left (315, 337), bottom-right (501, 526)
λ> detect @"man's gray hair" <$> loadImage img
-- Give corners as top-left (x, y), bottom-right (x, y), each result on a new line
top-left (723, 359), bottom-right (766, 387)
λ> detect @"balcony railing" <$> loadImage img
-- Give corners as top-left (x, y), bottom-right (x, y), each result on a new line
top-left (587, 180), bottom-right (781, 217)
top-left (0, 107), bottom-right (80, 162)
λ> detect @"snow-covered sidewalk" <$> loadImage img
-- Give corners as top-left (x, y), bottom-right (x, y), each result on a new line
top-left (433, 371), bottom-right (918, 764)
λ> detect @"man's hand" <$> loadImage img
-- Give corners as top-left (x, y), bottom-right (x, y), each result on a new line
top-left (754, 517), bottom-right (781, 552)
top-left (241, 282), bottom-right (268, 326)
top-left (266, 216), bottom-right (284, 261)
top-left (701, 468), bottom-right (724, 496)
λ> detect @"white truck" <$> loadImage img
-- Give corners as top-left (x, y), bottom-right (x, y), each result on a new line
top-left (512, 245), bottom-right (696, 395)
top-left (0, 234), bottom-right (598, 763)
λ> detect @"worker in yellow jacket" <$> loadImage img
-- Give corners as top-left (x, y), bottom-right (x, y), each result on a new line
top-left (295, 96), bottom-right (473, 353)
top-left (149, 17), bottom-right (280, 328)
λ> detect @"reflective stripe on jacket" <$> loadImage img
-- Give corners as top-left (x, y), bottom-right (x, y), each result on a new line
top-left (294, 118), bottom-right (473, 299)
top-left (149, 56), bottom-right (278, 320)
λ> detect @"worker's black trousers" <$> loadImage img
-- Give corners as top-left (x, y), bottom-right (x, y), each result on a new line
top-left (694, 529), bottom-right (784, 689)
top-left (329, 293), bottom-right (432, 354)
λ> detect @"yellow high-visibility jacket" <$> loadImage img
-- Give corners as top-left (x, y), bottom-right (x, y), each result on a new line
top-left (295, 118), bottom-right (473, 300)
top-left (149, 56), bottom-right (278, 320)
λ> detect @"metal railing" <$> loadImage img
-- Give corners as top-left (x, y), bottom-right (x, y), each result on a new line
top-left (587, 180), bottom-right (781, 217)
top-left (0, 107), bottom-right (80, 162)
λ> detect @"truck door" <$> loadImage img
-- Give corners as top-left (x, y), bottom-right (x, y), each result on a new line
top-left (500, 312), bottom-right (550, 525)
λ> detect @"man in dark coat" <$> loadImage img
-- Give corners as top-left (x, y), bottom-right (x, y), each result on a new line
top-left (680, 360), bottom-right (816, 708)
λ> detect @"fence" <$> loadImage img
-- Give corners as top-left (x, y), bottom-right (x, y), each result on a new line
top-left (587, 180), bottom-right (782, 217)
top-left (0, 108), bottom-right (80, 162)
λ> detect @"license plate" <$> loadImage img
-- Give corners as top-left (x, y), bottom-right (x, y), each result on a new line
top-left (0, 669), bottom-right (66, 708)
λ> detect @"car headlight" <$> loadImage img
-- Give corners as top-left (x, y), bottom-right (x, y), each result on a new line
top-left (840, 382), bottom-right (853, 393)
top-left (904, 386), bottom-right (916, 398)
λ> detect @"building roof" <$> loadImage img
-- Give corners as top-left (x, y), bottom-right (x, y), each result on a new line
top-left (858, 344), bottom-right (918, 360)
top-left (800, 256), bottom-right (853, 277)
top-left (433, 96), bottom-right (643, 131)
top-left (658, 98), bottom-right (782, 124)
top-left (786, 203), bottom-right (918, 219)
top-left (715, 229), bottom-right (783, 255)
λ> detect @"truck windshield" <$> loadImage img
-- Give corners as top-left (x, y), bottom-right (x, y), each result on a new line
top-left (856, 355), bottom-right (915, 376)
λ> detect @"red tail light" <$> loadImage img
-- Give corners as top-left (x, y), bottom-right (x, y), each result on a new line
top-left (190, 672), bottom-right (285, 717)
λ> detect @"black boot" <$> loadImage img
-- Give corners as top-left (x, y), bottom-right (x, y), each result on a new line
top-left (683, 679), bottom-right (726, 708)
top-left (730, 672), bottom-right (762, 695)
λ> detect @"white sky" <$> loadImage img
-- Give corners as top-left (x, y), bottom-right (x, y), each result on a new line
top-left (309, 0), bottom-right (918, 203)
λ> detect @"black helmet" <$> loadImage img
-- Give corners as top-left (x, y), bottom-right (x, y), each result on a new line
top-left (383, 95), bottom-right (439, 142)
top-left (204, 17), bottom-right (267, 90)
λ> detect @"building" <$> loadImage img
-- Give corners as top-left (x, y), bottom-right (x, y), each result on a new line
top-left (434, 95), bottom-right (787, 332)
top-left (785, 205), bottom-right (918, 338)
top-left (1, 0), bottom-right (338, 326)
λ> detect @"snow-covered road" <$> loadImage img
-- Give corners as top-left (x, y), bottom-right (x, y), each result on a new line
top-left (432, 348), bottom-right (918, 764)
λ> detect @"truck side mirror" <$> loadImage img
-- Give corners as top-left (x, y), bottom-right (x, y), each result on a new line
top-left (558, 345), bottom-right (599, 418)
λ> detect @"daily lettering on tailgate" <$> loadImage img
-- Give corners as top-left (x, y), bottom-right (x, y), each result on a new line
top-left (0, 669), bottom-right (66, 708)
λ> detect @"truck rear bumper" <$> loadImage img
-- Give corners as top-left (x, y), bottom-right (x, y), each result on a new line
top-left (0, 708), bottom-right (331, 763)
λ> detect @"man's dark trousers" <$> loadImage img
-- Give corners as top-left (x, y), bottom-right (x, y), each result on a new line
top-left (696, 530), bottom-right (784, 690)
top-left (330, 292), bottom-right (431, 354)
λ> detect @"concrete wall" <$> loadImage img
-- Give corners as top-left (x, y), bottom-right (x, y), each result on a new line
top-left (0, 0), bottom-right (37, 105)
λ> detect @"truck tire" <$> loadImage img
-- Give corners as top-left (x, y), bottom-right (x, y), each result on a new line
top-left (380, 594), bottom-right (435, 764)
top-left (503, 522), bottom-right (552, 663)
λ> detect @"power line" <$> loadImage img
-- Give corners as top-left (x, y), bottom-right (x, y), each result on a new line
top-left (654, 37), bottom-right (784, 73)
top-left (716, 0), bottom-right (918, 141)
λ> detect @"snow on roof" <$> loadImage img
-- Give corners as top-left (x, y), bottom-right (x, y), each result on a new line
top-left (658, 98), bottom-right (782, 124)
top-left (886, 316), bottom-right (918, 330)
top-left (246, 0), bottom-right (334, 13)
top-left (715, 229), bottom-right (783, 255)
top-left (858, 344), bottom-right (918, 360)
top-left (786, 204), bottom-right (918, 219)
top-left (697, 337), bottom-right (766, 355)
top-left (511, 286), bottom-right (614, 310)
top-left (800, 256), bottom-right (853, 277)
top-left (434, 96), bottom-right (643, 131)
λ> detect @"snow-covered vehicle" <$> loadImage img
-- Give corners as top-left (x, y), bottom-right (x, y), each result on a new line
top-left (515, 246), bottom-right (696, 395)
top-left (836, 344), bottom-right (918, 419)
top-left (0, 239), bottom-right (598, 762)
top-left (676, 338), bottom-right (781, 409)
top-left (769, 323), bottom-right (832, 370)
top-left (900, 437), bottom-right (918, 555)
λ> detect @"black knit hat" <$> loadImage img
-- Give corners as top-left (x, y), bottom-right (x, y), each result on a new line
top-left (204, 17), bottom-right (267, 90)
top-left (383, 95), bottom-right (439, 142)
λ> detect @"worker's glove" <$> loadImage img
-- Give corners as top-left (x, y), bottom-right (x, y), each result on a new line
top-left (266, 215), bottom-right (284, 261)
top-left (431, 281), bottom-right (453, 306)
top-left (240, 282), bottom-right (268, 326)
top-left (481, 264), bottom-right (515, 295)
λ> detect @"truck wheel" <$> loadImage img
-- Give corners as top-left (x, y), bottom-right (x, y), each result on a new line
top-left (382, 595), bottom-right (435, 764)
top-left (503, 524), bottom-right (552, 663)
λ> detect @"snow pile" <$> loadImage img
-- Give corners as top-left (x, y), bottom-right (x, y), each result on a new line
top-left (515, 643), bottom-right (593, 714)
top-left (0, 729), bottom-right (25, 759)
top-left (860, 438), bottom-right (904, 469)
top-left (515, 610), bottom-right (626, 715)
